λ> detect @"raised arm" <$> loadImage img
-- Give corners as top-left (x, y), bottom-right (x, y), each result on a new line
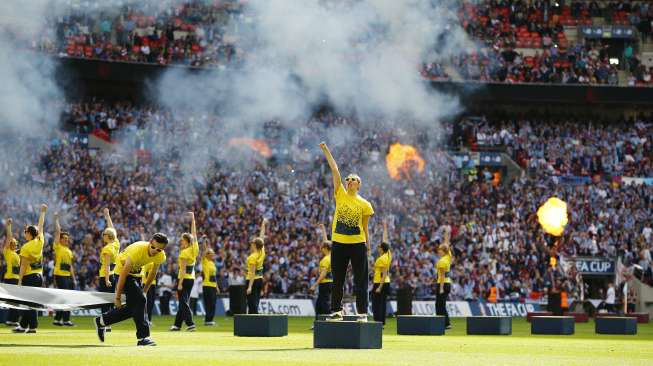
top-left (319, 142), bottom-right (342, 194)
top-left (3, 218), bottom-right (13, 252)
top-left (37, 204), bottom-right (47, 236)
top-left (54, 212), bottom-right (61, 245)
top-left (319, 223), bottom-right (329, 243)
top-left (103, 208), bottom-right (114, 230)
top-left (259, 218), bottom-right (267, 241)
top-left (189, 211), bottom-right (197, 240)
top-left (382, 218), bottom-right (389, 243)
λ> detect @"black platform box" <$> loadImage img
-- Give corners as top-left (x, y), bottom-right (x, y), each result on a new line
top-left (397, 315), bottom-right (445, 335)
top-left (314, 321), bottom-right (382, 349)
top-left (233, 314), bottom-right (288, 337)
top-left (595, 317), bottom-right (637, 335)
top-left (466, 316), bottom-right (512, 335)
top-left (531, 316), bottom-right (575, 335)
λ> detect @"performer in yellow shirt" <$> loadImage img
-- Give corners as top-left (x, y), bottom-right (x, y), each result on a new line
top-left (200, 236), bottom-right (219, 326)
top-left (52, 213), bottom-right (77, 327)
top-left (11, 203), bottom-right (47, 333)
top-left (320, 142), bottom-right (374, 322)
top-left (372, 219), bottom-right (392, 325)
top-left (310, 224), bottom-right (332, 324)
top-left (98, 208), bottom-right (121, 330)
top-left (2, 219), bottom-right (20, 326)
top-left (171, 212), bottom-right (200, 332)
top-left (94, 233), bottom-right (168, 346)
top-left (246, 218), bottom-right (267, 314)
top-left (436, 226), bottom-right (453, 330)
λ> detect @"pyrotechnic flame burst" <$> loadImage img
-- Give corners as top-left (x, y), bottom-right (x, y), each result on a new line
top-left (537, 197), bottom-right (569, 237)
top-left (228, 138), bottom-right (272, 158)
top-left (385, 143), bottom-right (425, 180)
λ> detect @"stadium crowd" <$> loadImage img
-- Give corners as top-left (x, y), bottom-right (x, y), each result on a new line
top-left (2, 102), bottom-right (653, 306)
top-left (31, 1), bottom-right (653, 85)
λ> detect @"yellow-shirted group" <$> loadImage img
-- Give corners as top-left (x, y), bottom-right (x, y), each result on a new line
top-left (0, 144), bottom-right (457, 344)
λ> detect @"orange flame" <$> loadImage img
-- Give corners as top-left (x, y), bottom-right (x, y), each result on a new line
top-left (385, 143), bottom-right (425, 180)
top-left (228, 138), bottom-right (272, 158)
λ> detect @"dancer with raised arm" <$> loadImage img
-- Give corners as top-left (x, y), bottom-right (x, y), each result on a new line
top-left (2, 218), bottom-right (20, 327)
top-left (98, 208), bottom-right (120, 331)
top-left (320, 142), bottom-right (374, 322)
top-left (246, 218), bottom-right (267, 314)
top-left (13, 204), bottom-right (48, 333)
top-left (52, 213), bottom-right (77, 326)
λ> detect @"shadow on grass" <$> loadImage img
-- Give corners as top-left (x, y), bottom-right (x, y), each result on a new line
top-left (0, 344), bottom-right (105, 348)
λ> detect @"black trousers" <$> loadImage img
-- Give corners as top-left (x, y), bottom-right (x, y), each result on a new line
top-left (247, 278), bottom-right (263, 314)
top-left (20, 274), bottom-right (43, 329)
top-left (372, 283), bottom-right (389, 325)
top-left (330, 243), bottom-right (368, 314)
top-left (146, 285), bottom-right (156, 321)
top-left (435, 283), bottom-right (451, 327)
top-left (98, 274), bottom-right (116, 314)
top-left (315, 283), bottom-right (332, 320)
top-left (174, 279), bottom-right (195, 327)
top-left (3, 278), bottom-right (19, 323)
top-left (54, 275), bottom-right (74, 322)
top-left (160, 291), bottom-right (172, 315)
top-left (203, 286), bottom-right (217, 322)
top-left (102, 276), bottom-right (149, 339)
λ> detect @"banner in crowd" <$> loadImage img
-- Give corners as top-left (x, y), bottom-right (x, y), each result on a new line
top-left (451, 152), bottom-right (503, 169)
top-left (580, 25), bottom-right (636, 39)
top-left (572, 257), bottom-right (615, 275)
top-left (622, 177), bottom-right (653, 186)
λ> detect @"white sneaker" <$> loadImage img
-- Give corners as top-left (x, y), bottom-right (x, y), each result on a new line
top-left (325, 311), bottom-right (343, 321)
top-left (356, 315), bottom-right (368, 322)
top-left (169, 325), bottom-right (181, 331)
top-left (204, 321), bottom-right (216, 326)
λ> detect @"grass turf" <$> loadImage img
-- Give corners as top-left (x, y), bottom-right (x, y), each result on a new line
top-left (0, 316), bottom-right (652, 366)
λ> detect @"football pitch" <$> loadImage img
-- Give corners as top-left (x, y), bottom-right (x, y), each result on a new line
top-left (0, 316), bottom-right (651, 366)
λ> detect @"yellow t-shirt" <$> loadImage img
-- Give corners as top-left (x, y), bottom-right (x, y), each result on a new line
top-left (202, 257), bottom-right (217, 288)
top-left (178, 239), bottom-right (200, 280)
top-left (436, 254), bottom-right (452, 284)
top-left (319, 255), bottom-right (332, 284)
top-left (114, 241), bottom-right (166, 278)
top-left (246, 247), bottom-right (265, 280)
top-left (331, 183), bottom-right (374, 244)
top-left (373, 252), bottom-right (391, 284)
top-left (53, 242), bottom-right (73, 277)
top-left (99, 239), bottom-right (120, 277)
top-left (141, 262), bottom-right (158, 285)
top-left (19, 234), bottom-right (44, 276)
top-left (3, 248), bottom-right (20, 280)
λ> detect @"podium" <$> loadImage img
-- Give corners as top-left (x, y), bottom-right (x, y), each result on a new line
top-left (397, 316), bottom-right (445, 335)
top-left (595, 317), bottom-right (637, 335)
top-left (314, 321), bottom-right (382, 349)
top-left (531, 316), bottom-right (575, 335)
top-left (233, 314), bottom-right (288, 337)
top-left (466, 316), bottom-right (512, 335)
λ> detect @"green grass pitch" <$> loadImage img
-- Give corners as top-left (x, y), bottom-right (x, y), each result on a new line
top-left (0, 316), bottom-right (652, 366)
